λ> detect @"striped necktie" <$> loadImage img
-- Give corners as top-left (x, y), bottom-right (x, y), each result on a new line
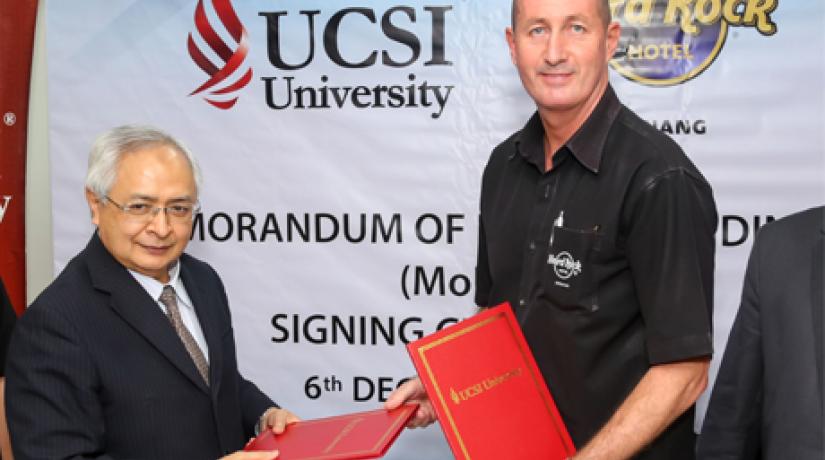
top-left (159, 285), bottom-right (209, 385)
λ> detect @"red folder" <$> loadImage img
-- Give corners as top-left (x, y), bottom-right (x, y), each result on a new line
top-left (407, 302), bottom-right (575, 459)
top-left (244, 405), bottom-right (417, 460)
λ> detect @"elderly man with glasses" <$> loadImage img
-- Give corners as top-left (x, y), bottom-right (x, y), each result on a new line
top-left (6, 125), bottom-right (294, 460)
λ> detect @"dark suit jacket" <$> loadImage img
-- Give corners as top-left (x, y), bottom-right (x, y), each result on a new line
top-left (697, 206), bottom-right (824, 459)
top-left (0, 277), bottom-right (16, 376)
top-left (6, 234), bottom-right (275, 460)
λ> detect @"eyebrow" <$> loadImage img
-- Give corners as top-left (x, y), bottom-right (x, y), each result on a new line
top-left (126, 194), bottom-right (195, 203)
top-left (523, 13), bottom-right (594, 26)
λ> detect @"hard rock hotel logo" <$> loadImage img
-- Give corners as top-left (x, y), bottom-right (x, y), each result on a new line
top-left (187, 0), bottom-right (252, 109)
top-left (608, 0), bottom-right (778, 86)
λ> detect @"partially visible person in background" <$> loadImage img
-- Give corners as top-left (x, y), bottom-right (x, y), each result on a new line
top-left (698, 205), bottom-right (824, 460)
top-left (0, 278), bottom-right (17, 459)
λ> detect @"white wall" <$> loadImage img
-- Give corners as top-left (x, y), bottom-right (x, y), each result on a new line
top-left (25, 0), bottom-right (52, 304)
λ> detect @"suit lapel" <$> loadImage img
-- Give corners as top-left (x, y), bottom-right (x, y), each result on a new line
top-left (180, 258), bottom-right (224, 397)
top-left (85, 234), bottom-right (210, 393)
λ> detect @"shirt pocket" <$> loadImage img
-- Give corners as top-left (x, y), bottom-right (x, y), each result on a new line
top-left (540, 225), bottom-right (601, 312)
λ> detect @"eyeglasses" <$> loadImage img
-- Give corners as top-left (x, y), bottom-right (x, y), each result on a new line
top-left (104, 195), bottom-right (200, 222)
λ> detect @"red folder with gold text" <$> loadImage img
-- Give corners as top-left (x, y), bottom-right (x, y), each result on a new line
top-left (407, 302), bottom-right (575, 459)
top-left (244, 405), bottom-right (417, 460)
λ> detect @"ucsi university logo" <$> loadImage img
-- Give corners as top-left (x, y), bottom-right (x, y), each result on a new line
top-left (187, 1), bottom-right (455, 118)
top-left (188, 0), bottom-right (252, 109)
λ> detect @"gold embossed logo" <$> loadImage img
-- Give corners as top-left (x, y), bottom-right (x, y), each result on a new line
top-left (449, 368), bottom-right (523, 406)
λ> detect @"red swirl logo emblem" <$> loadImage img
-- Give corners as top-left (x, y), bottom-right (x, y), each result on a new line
top-left (187, 0), bottom-right (252, 109)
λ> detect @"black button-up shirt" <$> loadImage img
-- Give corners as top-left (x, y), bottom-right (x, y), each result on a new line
top-left (476, 85), bottom-right (717, 458)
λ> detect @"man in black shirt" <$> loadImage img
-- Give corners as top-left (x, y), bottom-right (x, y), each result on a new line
top-left (387, 0), bottom-right (716, 458)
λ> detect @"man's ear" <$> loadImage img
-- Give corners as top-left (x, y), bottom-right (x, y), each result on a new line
top-left (85, 188), bottom-right (102, 226)
top-left (505, 27), bottom-right (517, 66)
top-left (605, 21), bottom-right (621, 62)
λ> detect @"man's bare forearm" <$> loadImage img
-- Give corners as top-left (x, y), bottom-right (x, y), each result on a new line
top-left (573, 358), bottom-right (710, 460)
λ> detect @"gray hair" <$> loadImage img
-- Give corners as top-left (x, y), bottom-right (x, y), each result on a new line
top-left (85, 125), bottom-right (203, 199)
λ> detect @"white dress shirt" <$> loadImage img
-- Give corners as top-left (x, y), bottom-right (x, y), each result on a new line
top-left (129, 262), bottom-right (210, 362)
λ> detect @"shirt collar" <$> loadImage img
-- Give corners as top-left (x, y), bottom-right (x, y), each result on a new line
top-left (128, 261), bottom-right (192, 310)
top-left (515, 84), bottom-right (622, 174)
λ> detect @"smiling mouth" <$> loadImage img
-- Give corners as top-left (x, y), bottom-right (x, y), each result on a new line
top-left (540, 70), bottom-right (574, 77)
top-left (141, 243), bottom-right (173, 253)
top-left (539, 72), bottom-right (574, 85)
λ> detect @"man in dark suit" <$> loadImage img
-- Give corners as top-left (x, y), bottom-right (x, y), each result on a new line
top-left (697, 205), bottom-right (824, 459)
top-left (6, 126), bottom-right (294, 460)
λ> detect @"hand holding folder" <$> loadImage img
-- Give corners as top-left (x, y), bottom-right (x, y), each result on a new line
top-left (395, 302), bottom-right (576, 460)
top-left (244, 405), bottom-right (417, 460)
top-left (221, 450), bottom-right (280, 460)
top-left (384, 379), bottom-right (437, 429)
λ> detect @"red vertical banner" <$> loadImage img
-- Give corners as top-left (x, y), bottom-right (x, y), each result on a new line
top-left (0, 1), bottom-right (38, 315)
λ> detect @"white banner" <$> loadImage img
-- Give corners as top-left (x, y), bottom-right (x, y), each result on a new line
top-left (47, 1), bottom-right (823, 458)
